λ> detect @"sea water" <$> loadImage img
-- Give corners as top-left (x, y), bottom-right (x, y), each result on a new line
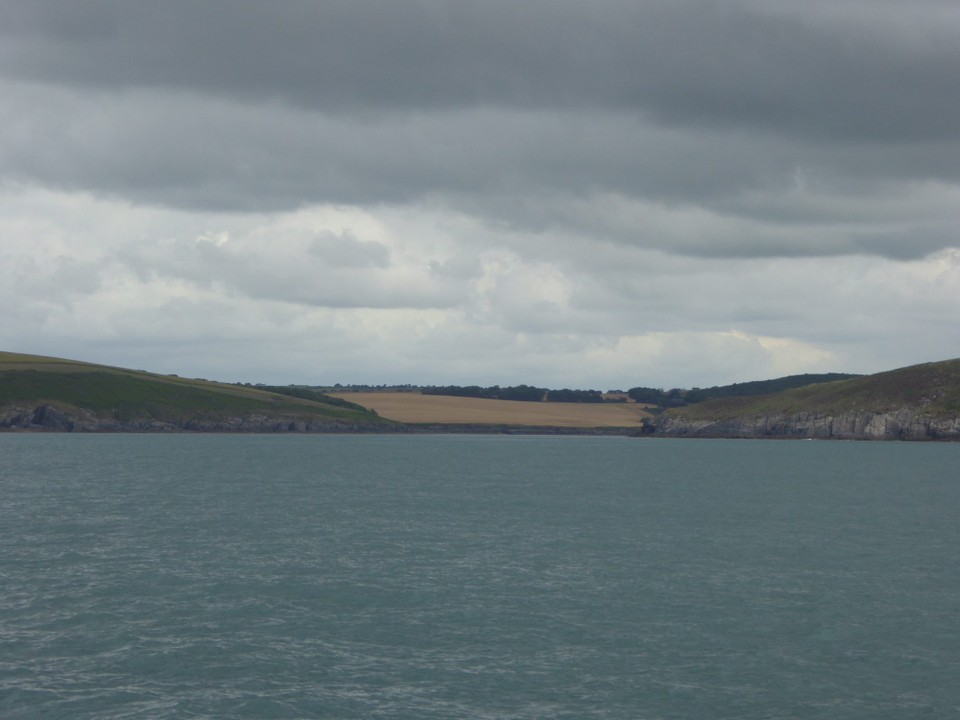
top-left (1, 434), bottom-right (958, 719)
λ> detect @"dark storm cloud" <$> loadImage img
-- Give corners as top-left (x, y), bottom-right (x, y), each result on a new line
top-left (1, 0), bottom-right (958, 261)
top-left (3, 0), bottom-right (958, 140)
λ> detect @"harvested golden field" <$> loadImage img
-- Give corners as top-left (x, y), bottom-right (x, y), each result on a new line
top-left (329, 392), bottom-right (653, 427)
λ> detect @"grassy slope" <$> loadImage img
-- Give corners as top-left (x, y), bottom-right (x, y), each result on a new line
top-left (682, 372), bottom-right (860, 403)
top-left (0, 352), bottom-right (389, 425)
top-left (665, 359), bottom-right (960, 422)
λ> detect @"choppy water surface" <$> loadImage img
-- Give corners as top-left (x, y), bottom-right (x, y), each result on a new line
top-left (1, 434), bottom-right (959, 719)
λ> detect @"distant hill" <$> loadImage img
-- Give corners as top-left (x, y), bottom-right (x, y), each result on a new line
top-left (653, 359), bottom-right (960, 440)
top-left (628, 373), bottom-right (860, 408)
top-left (682, 373), bottom-right (861, 403)
top-left (0, 352), bottom-right (392, 432)
top-left (5, 351), bottom-right (960, 439)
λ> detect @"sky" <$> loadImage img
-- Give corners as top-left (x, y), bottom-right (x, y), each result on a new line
top-left (2, 0), bottom-right (959, 390)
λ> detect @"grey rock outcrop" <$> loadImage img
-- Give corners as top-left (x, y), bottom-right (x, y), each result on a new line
top-left (653, 409), bottom-right (960, 441)
top-left (0, 404), bottom-right (388, 433)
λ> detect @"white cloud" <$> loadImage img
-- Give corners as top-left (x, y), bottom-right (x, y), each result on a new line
top-left (3, 186), bottom-right (958, 388)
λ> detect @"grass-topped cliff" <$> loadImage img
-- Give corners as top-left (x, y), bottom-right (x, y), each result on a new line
top-left (655, 359), bottom-right (960, 440)
top-left (0, 352), bottom-right (393, 432)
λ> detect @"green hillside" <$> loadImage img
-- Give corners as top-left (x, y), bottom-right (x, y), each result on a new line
top-left (664, 359), bottom-right (960, 423)
top-left (681, 373), bottom-right (861, 404)
top-left (0, 351), bottom-right (391, 430)
top-left (628, 372), bottom-right (860, 408)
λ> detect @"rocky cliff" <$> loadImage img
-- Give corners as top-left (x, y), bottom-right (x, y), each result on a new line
top-left (653, 408), bottom-right (960, 440)
top-left (0, 403), bottom-right (390, 433)
top-left (649, 358), bottom-right (960, 441)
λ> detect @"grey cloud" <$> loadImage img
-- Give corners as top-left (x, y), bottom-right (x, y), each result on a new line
top-left (0, 86), bottom-right (960, 238)
top-left (0, 0), bottom-right (958, 264)
top-left (4, 81), bottom-right (956, 261)
top-left (309, 230), bottom-right (390, 269)
top-left (428, 254), bottom-right (483, 281)
top-left (118, 236), bottom-right (461, 310)
top-left (6, 255), bottom-right (104, 305)
top-left (2, 1), bottom-right (958, 141)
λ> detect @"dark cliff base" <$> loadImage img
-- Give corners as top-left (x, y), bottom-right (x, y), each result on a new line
top-left (0, 404), bottom-right (393, 434)
top-left (6, 404), bottom-right (959, 441)
top-left (651, 410), bottom-right (960, 441)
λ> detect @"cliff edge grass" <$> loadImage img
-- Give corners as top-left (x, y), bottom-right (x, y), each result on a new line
top-left (0, 352), bottom-right (395, 433)
top-left (654, 359), bottom-right (960, 440)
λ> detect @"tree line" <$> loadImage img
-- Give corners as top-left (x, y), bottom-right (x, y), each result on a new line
top-left (421, 385), bottom-right (613, 403)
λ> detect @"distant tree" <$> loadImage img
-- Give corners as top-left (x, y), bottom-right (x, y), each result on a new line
top-left (627, 387), bottom-right (666, 404)
top-left (422, 384), bottom-right (547, 401)
top-left (499, 385), bottom-right (546, 402)
top-left (545, 389), bottom-right (603, 403)
top-left (423, 385), bottom-right (497, 399)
